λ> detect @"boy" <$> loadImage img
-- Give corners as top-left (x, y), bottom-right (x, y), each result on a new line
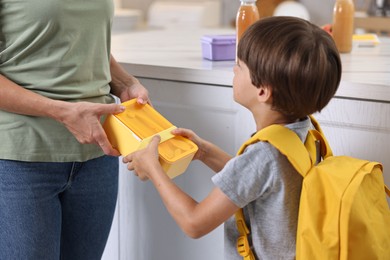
top-left (123, 16), bottom-right (341, 259)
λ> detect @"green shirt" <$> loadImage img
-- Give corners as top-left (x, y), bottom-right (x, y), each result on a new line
top-left (0, 0), bottom-right (115, 162)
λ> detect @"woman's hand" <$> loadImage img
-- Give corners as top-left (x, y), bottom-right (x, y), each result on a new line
top-left (116, 80), bottom-right (150, 105)
top-left (122, 135), bottom-right (164, 181)
top-left (57, 101), bottom-right (125, 156)
top-left (109, 55), bottom-right (150, 105)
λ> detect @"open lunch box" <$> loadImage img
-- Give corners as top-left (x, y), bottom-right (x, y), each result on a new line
top-left (103, 99), bottom-right (198, 178)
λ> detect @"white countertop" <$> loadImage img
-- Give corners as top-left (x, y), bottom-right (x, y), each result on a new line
top-left (112, 28), bottom-right (390, 103)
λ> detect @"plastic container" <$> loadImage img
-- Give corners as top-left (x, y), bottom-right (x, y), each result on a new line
top-left (201, 34), bottom-right (236, 61)
top-left (103, 99), bottom-right (198, 178)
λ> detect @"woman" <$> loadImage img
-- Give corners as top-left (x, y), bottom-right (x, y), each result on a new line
top-left (0, 1), bottom-right (149, 259)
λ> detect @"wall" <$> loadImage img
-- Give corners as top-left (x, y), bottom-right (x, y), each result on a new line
top-left (120, 0), bottom-right (371, 27)
top-left (120, 0), bottom-right (223, 24)
top-left (119, 0), bottom-right (334, 27)
top-left (297, 0), bottom-right (368, 26)
top-left (119, 0), bottom-right (239, 27)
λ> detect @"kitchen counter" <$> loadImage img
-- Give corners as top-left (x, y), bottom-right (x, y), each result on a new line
top-left (112, 28), bottom-right (390, 103)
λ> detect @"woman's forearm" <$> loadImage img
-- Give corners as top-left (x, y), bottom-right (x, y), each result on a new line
top-left (109, 55), bottom-right (139, 96)
top-left (108, 54), bottom-right (149, 104)
top-left (0, 74), bottom-right (125, 155)
top-left (0, 74), bottom-right (65, 119)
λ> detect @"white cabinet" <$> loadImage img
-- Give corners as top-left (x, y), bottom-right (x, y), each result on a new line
top-left (314, 98), bottom-right (390, 187)
top-left (104, 78), bottom-right (255, 260)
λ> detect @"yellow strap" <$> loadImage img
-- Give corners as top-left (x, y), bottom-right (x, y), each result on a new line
top-left (235, 209), bottom-right (250, 235)
top-left (385, 185), bottom-right (390, 197)
top-left (137, 126), bottom-right (176, 150)
top-left (254, 116), bottom-right (334, 177)
top-left (235, 151), bottom-right (257, 258)
top-left (235, 209), bottom-right (256, 260)
top-left (234, 115), bottom-right (324, 259)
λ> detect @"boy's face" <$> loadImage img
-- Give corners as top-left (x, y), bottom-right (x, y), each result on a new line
top-left (233, 59), bottom-right (258, 109)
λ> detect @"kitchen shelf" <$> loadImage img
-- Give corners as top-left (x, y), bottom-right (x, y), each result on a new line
top-left (355, 12), bottom-right (390, 33)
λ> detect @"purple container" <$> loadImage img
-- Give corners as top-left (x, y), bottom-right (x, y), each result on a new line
top-left (201, 34), bottom-right (236, 61)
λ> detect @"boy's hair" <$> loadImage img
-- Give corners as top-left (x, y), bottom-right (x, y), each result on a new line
top-left (237, 16), bottom-right (342, 120)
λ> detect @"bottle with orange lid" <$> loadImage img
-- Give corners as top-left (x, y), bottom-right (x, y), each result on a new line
top-left (332, 0), bottom-right (355, 53)
top-left (236, 0), bottom-right (260, 54)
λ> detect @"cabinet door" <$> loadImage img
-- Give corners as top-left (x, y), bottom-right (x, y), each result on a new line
top-left (314, 97), bottom-right (390, 191)
top-left (115, 79), bottom-right (255, 260)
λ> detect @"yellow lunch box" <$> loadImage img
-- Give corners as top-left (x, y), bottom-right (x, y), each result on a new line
top-left (103, 99), bottom-right (198, 178)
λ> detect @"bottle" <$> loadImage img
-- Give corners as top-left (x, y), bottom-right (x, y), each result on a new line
top-left (236, 0), bottom-right (260, 45)
top-left (332, 0), bottom-right (355, 53)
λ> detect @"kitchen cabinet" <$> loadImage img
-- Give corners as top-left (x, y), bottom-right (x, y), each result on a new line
top-left (103, 28), bottom-right (390, 260)
top-left (107, 79), bottom-right (254, 260)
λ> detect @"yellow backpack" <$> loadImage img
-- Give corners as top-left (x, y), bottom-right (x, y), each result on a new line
top-left (235, 116), bottom-right (390, 260)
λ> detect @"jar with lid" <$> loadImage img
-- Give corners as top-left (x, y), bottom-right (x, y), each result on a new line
top-left (332, 0), bottom-right (355, 53)
top-left (236, 0), bottom-right (260, 44)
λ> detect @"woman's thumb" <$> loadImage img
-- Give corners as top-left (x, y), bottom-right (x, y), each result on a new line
top-left (101, 103), bottom-right (125, 115)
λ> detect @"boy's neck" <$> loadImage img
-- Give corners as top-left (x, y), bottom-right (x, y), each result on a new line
top-left (253, 110), bottom-right (295, 131)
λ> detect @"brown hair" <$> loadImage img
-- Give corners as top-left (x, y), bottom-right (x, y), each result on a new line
top-left (237, 16), bottom-right (341, 120)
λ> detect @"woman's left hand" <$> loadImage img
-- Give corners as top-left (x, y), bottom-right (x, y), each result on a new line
top-left (117, 80), bottom-right (150, 105)
top-left (109, 54), bottom-right (150, 105)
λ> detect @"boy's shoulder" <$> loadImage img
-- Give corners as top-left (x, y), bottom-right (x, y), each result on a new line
top-left (238, 117), bottom-right (312, 167)
top-left (247, 116), bottom-right (312, 153)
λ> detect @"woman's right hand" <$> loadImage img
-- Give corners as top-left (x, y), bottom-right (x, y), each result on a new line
top-left (55, 101), bottom-right (125, 156)
top-left (0, 75), bottom-right (123, 156)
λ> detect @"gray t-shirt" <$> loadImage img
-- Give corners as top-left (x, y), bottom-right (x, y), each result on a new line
top-left (212, 118), bottom-right (311, 259)
top-left (0, 0), bottom-right (114, 162)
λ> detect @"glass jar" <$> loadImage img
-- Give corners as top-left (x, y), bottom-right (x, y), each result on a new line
top-left (332, 0), bottom-right (355, 53)
top-left (236, 0), bottom-right (260, 44)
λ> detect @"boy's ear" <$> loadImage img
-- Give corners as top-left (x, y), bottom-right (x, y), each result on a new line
top-left (257, 85), bottom-right (272, 103)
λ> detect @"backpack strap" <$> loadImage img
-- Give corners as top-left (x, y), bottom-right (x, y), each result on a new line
top-left (255, 116), bottom-right (333, 177)
top-left (235, 209), bottom-right (256, 260)
top-left (254, 124), bottom-right (312, 177)
top-left (234, 116), bottom-right (332, 259)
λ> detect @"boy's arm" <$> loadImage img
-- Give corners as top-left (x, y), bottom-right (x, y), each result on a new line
top-left (199, 140), bottom-right (232, 172)
top-left (123, 135), bottom-right (239, 238)
top-left (151, 174), bottom-right (239, 238)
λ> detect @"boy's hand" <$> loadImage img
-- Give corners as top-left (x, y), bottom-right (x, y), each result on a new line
top-left (171, 128), bottom-right (206, 161)
top-left (172, 127), bottom-right (232, 173)
top-left (123, 135), bottom-right (162, 181)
